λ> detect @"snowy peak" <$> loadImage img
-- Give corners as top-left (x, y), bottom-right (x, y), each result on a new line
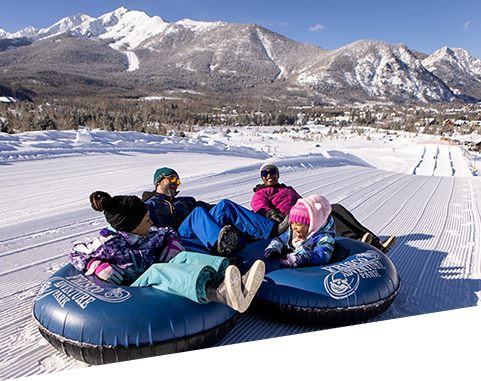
top-left (2, 7), bottom-right (168, 50)
top-left (422, 46), bottom-right (481, 76)
top-left (98, 6), bottom-right (130, 27)
top-left (100, 9), bottom-right (169, 50)
top-left (421, 47), bottom-right (481, 99)
top-left (8, 13), bottom-right (94, 40)
top-left (296, 40), bottom-right (456, 103)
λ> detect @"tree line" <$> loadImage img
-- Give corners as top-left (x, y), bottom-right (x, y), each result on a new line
top-left (0, 97), bottom-right (302, 134)
top-left (1, 96), bottom-right (480, 136)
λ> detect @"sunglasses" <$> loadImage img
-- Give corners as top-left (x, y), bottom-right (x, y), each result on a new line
top-left (261, 169), bottom-right (277, 177)
top-left (165, 175), bottom-right (181, 186)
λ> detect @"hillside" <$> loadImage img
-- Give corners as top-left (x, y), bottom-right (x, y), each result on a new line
top-left (1, 7), bottom-right (481, 104)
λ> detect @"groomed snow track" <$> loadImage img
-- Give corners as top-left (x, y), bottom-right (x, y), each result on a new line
top-left (1, 151), bottom-right (480, 378)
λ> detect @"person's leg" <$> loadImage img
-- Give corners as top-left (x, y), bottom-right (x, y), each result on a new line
top-left (170, 251), bottom-right (229, 279)
top-left (178, 207), bottom-right (222, 251)
top-left (206, 259), bottom-right (266, 313)
top-left (330, 204), bottom-right (384, 249)
top-left (171, 252), bottom-right (266, 312)
top-left (131, 251), bottom-right (230, 304)
top-left (210, 199), bottom-right (274, 240)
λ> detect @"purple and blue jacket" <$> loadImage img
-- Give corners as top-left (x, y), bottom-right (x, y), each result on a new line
top-left (68, 226), bottom-right (179, 282)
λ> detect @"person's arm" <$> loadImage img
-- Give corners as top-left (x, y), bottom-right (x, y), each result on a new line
top-left (68, 232), bottom-right (114, 272)
top-left (281, 245), bottom-right (312, 268)
top-left (281, 217), bottom-right (336, 267)
top-left (251, 188), bottom-right (272, 216)
top-left (83, 230), bottom-right (162, 280)
top-left (154, 226), bottom-right (185, 262)
top-left (266, 208), bottom-right (286, 223)
top-left (264, 231), bottom-right (289, 259)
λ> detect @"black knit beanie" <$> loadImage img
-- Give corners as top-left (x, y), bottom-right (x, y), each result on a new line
top-left (90, 191), bottom-right (148, 233)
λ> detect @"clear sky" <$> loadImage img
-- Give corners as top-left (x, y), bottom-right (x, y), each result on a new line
top-left (1, 0), bottom-right (480, 59)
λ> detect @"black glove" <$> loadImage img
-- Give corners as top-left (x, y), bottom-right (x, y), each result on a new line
top-left (266, 208), bottom-right (286, 223)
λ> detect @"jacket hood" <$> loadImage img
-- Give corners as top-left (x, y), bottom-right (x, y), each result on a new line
top-left (296, 194), bottom-right (331, 240)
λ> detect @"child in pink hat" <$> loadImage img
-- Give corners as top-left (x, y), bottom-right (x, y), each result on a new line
top-left (264, 194), bottom-right (336, 268)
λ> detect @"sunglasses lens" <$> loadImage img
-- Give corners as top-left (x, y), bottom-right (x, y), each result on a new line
top-left (168, 176), bottom-right (181, 185)
top-left (262, 169), bottom-right (277, 177)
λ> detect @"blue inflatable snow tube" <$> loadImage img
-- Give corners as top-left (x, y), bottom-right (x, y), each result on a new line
top-left (32, 260), bottom-right (238, 365)
top-left (236, 237), bottom-right (401, 327)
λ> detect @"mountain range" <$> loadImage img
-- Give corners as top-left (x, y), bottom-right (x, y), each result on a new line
top-left (1, 7), bottom-right (480, 105)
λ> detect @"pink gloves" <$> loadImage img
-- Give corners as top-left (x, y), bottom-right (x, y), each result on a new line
top-left (86, 259), bottom-right (124, 284)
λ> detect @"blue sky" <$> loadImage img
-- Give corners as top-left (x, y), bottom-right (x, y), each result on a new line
top-left (1, 0), bottom-right (480, 59)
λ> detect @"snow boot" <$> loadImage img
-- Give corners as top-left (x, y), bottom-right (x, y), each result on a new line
top-left (214, 225), bottom-right (238, 260)
top-left (380, 236), bottom-right (397, 253)
top-left (240, 260), bottom-right (265, 307)
top-left (206, 265), bottom-right (245, 312)
top-left (205, 261), bottom-right (265, 313)
top-left (359, 232), bottom-right (373, 245)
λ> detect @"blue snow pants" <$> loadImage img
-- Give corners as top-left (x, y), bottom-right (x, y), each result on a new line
top-left (130, 251), bottom-right (229, 304)
top-left (177, 199), bottom-right (275, 251)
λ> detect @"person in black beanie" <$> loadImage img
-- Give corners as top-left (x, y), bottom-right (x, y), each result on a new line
top-left (68, 191), bottom-right (265, 313)
top-left (90, 191), bottom-right (148, 234)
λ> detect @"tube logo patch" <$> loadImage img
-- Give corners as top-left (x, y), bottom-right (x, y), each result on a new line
top-left (324, 251), bottom-right (386, 299)
top-left (36, 274), bottom-right (131, 309)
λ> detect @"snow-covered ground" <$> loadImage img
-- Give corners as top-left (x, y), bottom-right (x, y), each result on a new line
top-left (123, 51), bottom-right (139, 72)
top-left (1, 126), bottom-right (480, 380)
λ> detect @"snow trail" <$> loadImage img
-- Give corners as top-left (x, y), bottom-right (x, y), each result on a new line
top-left (0, 135), bottom-right (480, 378)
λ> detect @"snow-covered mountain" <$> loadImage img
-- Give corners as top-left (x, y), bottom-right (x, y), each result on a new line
top-left (2, 7), bottom-right (170, 49)
top-left (422, 47), bottom-right (481, 100)
top-left (0, 7), bottom-right (480, 104)
top-left (294, 40), bottom-right (457, 103)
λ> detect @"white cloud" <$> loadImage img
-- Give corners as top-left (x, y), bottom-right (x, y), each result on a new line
top-left (463, 21), bottom-right (470, 31)
top-left (309, 24), bottom-right (325, 32)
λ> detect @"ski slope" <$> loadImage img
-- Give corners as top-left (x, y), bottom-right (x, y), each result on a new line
top-left (414, 144), bottom-right (473, 177)
top-left (0, 129), bottom-right (480, 379)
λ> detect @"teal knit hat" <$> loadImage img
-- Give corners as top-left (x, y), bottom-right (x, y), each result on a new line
top-left (153, 167), bottom-right (179, 187)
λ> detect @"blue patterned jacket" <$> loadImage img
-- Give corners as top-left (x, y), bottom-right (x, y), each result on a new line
top-left (265, 215), bottom-right (336, 268)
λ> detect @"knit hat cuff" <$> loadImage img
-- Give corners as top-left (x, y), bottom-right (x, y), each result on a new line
top-left (260, 162), bottom-right (279, 175)
top-left (153, 167), bottom-right (178, 187)
top-left (289, 201), bottom-right (310, 226)
top-left (289, 214), bottom-right (310, 225)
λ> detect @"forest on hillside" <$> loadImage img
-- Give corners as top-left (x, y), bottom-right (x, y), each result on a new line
top-left (1, 96), bottom-right (481, 137)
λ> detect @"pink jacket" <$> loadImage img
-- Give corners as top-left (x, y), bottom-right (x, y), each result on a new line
top-left (251, 184), bottom-right (301, 216)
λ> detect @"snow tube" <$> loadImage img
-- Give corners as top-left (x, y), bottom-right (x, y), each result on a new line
top-left (236, 237), bottom-right (401, 327)
top-left (32, 257), bottom-right (238, 365)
